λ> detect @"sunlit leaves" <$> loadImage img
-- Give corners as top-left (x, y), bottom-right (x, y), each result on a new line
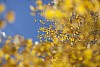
top-left (0, 0), bottom-right (100, 67)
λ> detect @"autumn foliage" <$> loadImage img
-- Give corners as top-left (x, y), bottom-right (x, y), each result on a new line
top-left (0, 0), bottom-right (100, 67)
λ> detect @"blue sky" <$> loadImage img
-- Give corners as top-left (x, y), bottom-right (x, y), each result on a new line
top-left (0, 0), bottom-right (50, 42)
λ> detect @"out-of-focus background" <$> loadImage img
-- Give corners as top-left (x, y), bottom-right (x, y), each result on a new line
top-left (0, 0), bottom-right (50, 42)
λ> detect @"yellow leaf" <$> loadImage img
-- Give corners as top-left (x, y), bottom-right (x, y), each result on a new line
top-left (30, 5), bottom-right (35, 11)
top-left (0, 20), bottom-right (6, 29)
top-left (0, 3), bottom-right (5, 13)
top-left (6, 11), bottom-right (15, 23)
top-left (76, 4), bottom-right (86, 15)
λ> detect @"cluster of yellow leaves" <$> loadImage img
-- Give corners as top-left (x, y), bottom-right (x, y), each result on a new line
top-left (41, 0), bottom-right (100, 19)
top-left (0, 0), bottom-right (100, 67)
top-left (33, 0), bottom-right (100, 66)
top-left (0, 35), bottom-right (100, 67)
top-left (0, 3), bottom-right (15, 29)
top-left (36, 0), bottom-right (100, 43)
top-left (43, 8), bottom-right (66, 19)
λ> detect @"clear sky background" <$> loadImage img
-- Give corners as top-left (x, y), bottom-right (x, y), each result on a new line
top-left (0, 0), bottom-right (50, 42)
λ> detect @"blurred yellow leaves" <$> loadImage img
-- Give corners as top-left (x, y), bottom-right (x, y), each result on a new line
top-left (0, 3), bottom-right (5, 13)
top-left (0, 0), bottom-right (99, 67)
top-left (30, 5), bottom-right (35, 11)
top-left (34, 1), bottom-right (100, 66)
top-left (76, 4), bottom-right (86, 15)
top-left (37, 5), bottom-right (44, 10)
top-left (0, 49), bottom-right (4, 57)
top-left (44, 9), bottom-right (65, 19)
top-left (83, 49), bottom-right (93, 60)
top-left (5, 54), bottom-right (10, 60)
top-left (63, 0), bottom-right (73, 11)
top-left (36, 0), bottom-right (42, 6)
top-left (0, 20), bottom-right (6, 29)
top-left (0, 3), bottom-right (15, 29)
top-left (92, 0), bottom-right (100, 12)
top-left (0, 34), bottom-right (100, 67)
top-left (44, 9), bottom-right (54, 19)
top-left (6, 11), bottom-right (15, 23)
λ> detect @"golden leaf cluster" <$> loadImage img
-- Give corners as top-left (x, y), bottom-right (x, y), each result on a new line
top-left (0, 0), bottom-right (100, 67)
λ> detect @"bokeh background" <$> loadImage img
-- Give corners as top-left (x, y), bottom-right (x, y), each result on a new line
top-left (0, 0), bottom-right (50, 42)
